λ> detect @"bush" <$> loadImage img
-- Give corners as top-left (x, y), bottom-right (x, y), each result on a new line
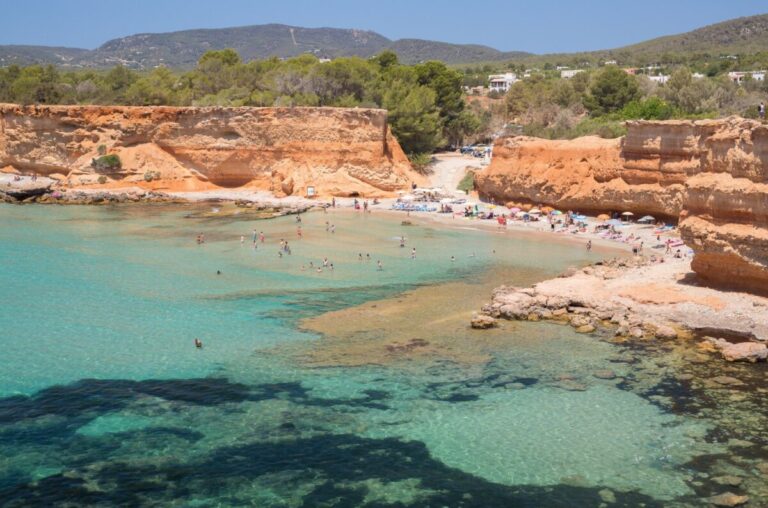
top-left (620, 97), bottom-right (676, 120)
top-left (143, 170), bottom-right (161, 182)
top-left (522, 116), bottom-right (627, 140)
top-left (91, 154), bottom-right (121, 172)
top-left (97, 175), bottom-right (107, 184)
top-left (408, 153), bottom-right (434, 174)
top-left (457, 170), bottom-right (475, 194)
top-left (97, 144), bottom-right (107, 155)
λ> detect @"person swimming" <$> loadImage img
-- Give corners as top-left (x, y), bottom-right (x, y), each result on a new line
top-left (194, 338), bottom-right (203, 349)
top-left (450, 255), bottom-right (455, 262)
top-left (400, 236), bottom-right (405, 248)
top-left (411, 247), bottom-right (416, 259)
top-left (358, 253), bottom-right (363, 261)
top-left (216, 270), bottom-right (221, 275)
top-left (377, 260), bottom-right (383, 271)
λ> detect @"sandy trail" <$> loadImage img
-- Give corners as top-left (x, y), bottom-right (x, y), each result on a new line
top-left (426, 152), bottom-right (483, 193)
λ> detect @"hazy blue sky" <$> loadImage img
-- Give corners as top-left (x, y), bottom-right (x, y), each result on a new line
top-left (2, 0), bottom-right (766, 53)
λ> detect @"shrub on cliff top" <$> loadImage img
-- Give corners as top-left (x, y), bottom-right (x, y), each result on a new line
top-left (91, 154), bottom-right (122, 172)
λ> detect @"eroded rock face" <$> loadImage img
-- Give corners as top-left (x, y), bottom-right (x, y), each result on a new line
top-left (0, 104), bottom-right (418, 196)
top-left (476, 117), bottom-right (768, 295)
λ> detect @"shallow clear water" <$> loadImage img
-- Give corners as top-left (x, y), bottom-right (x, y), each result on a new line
top-left (0, 203), bottom-right (763, 506)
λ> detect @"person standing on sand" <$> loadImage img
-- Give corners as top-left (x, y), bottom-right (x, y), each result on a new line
top-left (332, 197), bottom-right (336, 208)
top-left (297, 226), bottom-right (302, 239)
top-left (759, 101), bottom-right (766, 120)
top-left (330, 224), bottom-right (335, 234)
top-left (586, 240), bottom-right (592, 251)
top-left (259, 232), bottom-right (265, 243)
top-left (240, 235), bottom-right (245, 244)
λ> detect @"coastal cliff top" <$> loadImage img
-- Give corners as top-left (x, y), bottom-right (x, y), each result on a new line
top-left (0, 103), bottom-right (389, 115)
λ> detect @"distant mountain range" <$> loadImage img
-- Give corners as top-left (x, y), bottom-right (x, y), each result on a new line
top-left (0, 14), bottom-right (766, 69)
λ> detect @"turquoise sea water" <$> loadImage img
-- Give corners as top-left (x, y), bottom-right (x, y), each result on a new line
top-left (0, 203), bottom-right (764, 506)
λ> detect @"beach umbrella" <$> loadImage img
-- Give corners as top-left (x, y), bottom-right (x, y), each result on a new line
top-left (597, 213), bottom-right (610, 221)
top-left (638, 215), bottom-right (655, 223)
top-left (541, 206), bottom-right (554, 214)
top-left (440, 198), bottom-right (453, 204)
top-left (574, 214), bottom-right (587, 221)
top-left (621, 211), bottom-right (634, 216)
top-left (607, 219), bottom-right (623, 226)
top-left (401, 194), bottom-right (415, 201)
top-left (509, 207), bottom-right (521, 213)
top-left (528, 208), bottom-right (542, 215)
top-left (551, 210), bottom-right (563, 215)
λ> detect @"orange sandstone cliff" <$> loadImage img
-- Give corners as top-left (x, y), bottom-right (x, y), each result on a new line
top-left (476, 117), bottom-right (768, 294)
top-left (0, 104), bottom-right (419, 196)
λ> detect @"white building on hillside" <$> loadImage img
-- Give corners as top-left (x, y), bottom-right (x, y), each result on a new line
top-left (488, 73), bottom-right (518, 93)
top-left (648, 75), bottom-right (670, 84)
top-left (728, 71), bottom-right (766, 84)
top-left (560, 69), bottom-right (584, 79)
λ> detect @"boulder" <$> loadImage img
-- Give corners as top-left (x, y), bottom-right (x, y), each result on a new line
top-left (654, 325), bottom-right (678, 340)
top-left (720, 342), bottom-right (768, 363)
top-left (711, 476), bottom-right (743, 487)
top-left (470, 313), bottom-right (497, 329)
top-left (598, 489), bottom-right (616, 504)
top-left (569, 315), bottom-right (590, 328)
top-left (711, 376), bottom-right (744, 387)
top-left (576, 324), bottom-right (596, 334)
top-left (706, 492), bottom-right (749, 507)
top-left (593, 370), bottom-right (616, 380)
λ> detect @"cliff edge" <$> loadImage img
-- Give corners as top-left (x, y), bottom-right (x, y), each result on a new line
top-left (0, 104), bottom-right (419, 197)
top-left (475, 117), bottom-right (768, 295)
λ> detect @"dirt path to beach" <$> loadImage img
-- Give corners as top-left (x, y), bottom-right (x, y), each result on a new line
top-left (427, 152), bottom-right (482, 193)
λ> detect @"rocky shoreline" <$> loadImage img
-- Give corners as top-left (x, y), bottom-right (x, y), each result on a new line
top-left (473, 256), bottom-right (768, 364)
top-left (0, 176), bottom-right (315, 215)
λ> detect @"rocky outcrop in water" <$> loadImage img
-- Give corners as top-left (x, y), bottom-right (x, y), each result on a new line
top-left (0, 104), bottom-right (418, 197)
top-left (477, 256), bottom-right (768, 359)
top-left (476, 117), bottom-right (768, 295)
